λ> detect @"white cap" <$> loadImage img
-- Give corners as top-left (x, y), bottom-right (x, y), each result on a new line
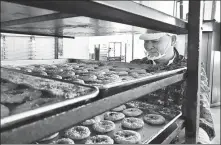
top-left (139, 29), bottom-right (175, 40)
top-left (139, 33), bottom-right (168, 40)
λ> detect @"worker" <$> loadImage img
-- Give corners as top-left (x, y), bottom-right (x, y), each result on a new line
top-left (130, 30), bottom-right (215, 144)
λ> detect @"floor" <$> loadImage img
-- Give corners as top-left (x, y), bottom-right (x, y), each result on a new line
top-left (211, 106), bottom-right (220, 144)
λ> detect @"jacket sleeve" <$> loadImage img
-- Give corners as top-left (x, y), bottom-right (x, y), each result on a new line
top-left (198, 65), bottom-right (215, 140)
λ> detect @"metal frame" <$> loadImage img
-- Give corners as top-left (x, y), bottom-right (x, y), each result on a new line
top-left (0, 0), bottom-right (206, 144)
top-left (185, 1), bottom-right (204, 143)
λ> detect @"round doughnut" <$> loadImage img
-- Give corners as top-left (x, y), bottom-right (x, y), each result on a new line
top-left (1, 89), bottom-right (42, 104)
top-left (123, 108), bottom-right (143, 117)
top-left (22, 68), bottom-right (33, 73)
top-left (74, 69), bottom-right (89, 75)
top-left (111, 105), bottom-right (126, 112)
top-left (111, 67), bottom-right (130, 72)
top-left (46, 69), bottom-right (63, 75)
top-left (44, 65), bottom-right (57, 69)
top-left (104, 112), bottom-right (125, 122)
top-left (1, 104), bottom-right (10, 118)
top-left (59, 71), bottom-right (75, 78)
top-left (62, 66), bottom-right (73, 71)
top-left (51, 138), bottom-right (75, 144)
top-left (82, 118), bottom-right (96, 126)
top-left (129, 72), bottom-right (140, 78)
top-left (51, 75), bottom-right (62, 79)
top-left (33, 67), bottom-right (46, 72)
top-left (117, 71), bottom-right (129, 76)
top-left (85, 135), bottom-right (114, 144)
top-left (143, 114), bottom-right (166, 125)
top-left (78, 75), bottom-right (97, 82)
top-left (33, 71), bottom-right (48, 76)
top-left (64, 126), bottom-right (91, 140)
top-left (122, 117), bottom-right (144, 129)
top-left (39, 133), bottom-right (59, 142)
top-left (71, 79), bottom-right (85, 84)
top-left (93, 120), bottom-right (115, 133)
top-left (113, 130), bottom-right (141, 144)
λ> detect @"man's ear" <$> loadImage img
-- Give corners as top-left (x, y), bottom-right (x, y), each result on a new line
top-left (171, 35), bottom-right (177, 46)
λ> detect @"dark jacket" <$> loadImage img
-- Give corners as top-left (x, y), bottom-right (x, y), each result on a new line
top-left (130, 48), bottom-right (215, 140)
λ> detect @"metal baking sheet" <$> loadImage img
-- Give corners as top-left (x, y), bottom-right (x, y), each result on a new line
top-left (0, 73), bottom-right (185, 144)
top-left (1, 59), bottom-right (187, 98)
top-left (1, 67), bottom-right (99, 129)
top-left (36, 105), bottom-right (182, 144)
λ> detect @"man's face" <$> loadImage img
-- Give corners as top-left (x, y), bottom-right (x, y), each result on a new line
top-left (144, 35), bottom-right (172, 57)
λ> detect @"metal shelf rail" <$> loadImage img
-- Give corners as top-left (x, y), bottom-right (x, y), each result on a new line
top-left (1, 0), bottom-right (204, 144)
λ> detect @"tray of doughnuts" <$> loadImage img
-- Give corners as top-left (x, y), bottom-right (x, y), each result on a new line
top-left (35, 101), bottom-right (182, 144)
top-left (2, 59), bottom-right (186, 98)
top-left (0, 67), bottom-right (99, 129)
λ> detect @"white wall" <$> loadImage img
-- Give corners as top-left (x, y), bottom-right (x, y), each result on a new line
top-left (62, 37), bottom-right (89, 59)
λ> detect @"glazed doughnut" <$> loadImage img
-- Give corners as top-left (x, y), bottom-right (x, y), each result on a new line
top-left (1, 82), bottom-right (18, 92)
top-left (143, 114), bottom-right (166, 125)
top-left (1, 89), bottom-right (42, 104)
top-left (51, 138), bottom-right (75, 144)
top-left (85, 135), bottom-right (114, 144)
top-left (122, 117), bottom-right (144, 129)
top-left (39, 132), bottom-right (59, 142)
top-left (1, 104), bottom-right (10, 118)
top-left (123, 108), bottom-right (143, 117)
top-left (93, 120), bottom-right (115, 133)
top-left (64, 126), bottom-right (91, 140)
top-left (111, 105), bottom-right (126, 112)
top-left (104, 111), bottom-right (125, 122)
top-left (82, 118), bottom-right (96, 126)
top-left (113, 130), bottom-right (141, 144)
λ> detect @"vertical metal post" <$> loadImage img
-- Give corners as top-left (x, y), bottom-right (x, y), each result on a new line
top-left (54, 37), bottom-right (59, 59)
top-left (125, 43), bottom-right (127, 62)
top-left (132, 27), bottom-right (134, 60)
top-left (180, 0), bottom-right (183, 19)
top-left (185, 1), bottom-right (204, 144)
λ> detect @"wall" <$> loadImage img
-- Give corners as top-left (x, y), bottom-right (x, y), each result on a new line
top-left (62, 37), bottom-right (89, 59)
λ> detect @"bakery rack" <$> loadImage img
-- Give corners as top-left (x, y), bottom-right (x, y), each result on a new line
top-left (1, 0), bottom-right (205, 144)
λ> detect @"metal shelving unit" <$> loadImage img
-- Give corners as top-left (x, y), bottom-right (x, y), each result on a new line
top-left (1, 0), bottom-right (205, 144)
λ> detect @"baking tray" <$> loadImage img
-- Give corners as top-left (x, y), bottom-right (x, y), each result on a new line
top-left (36, 103), bottom-right (182, 144)
top-left (1, 67), bottom-right (99, 129)
top-left (1, 59), bottom-right (187, 98)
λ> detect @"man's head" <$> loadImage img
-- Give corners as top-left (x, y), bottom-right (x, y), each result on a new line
top-left (139, 29), bottom-right (177, 62)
